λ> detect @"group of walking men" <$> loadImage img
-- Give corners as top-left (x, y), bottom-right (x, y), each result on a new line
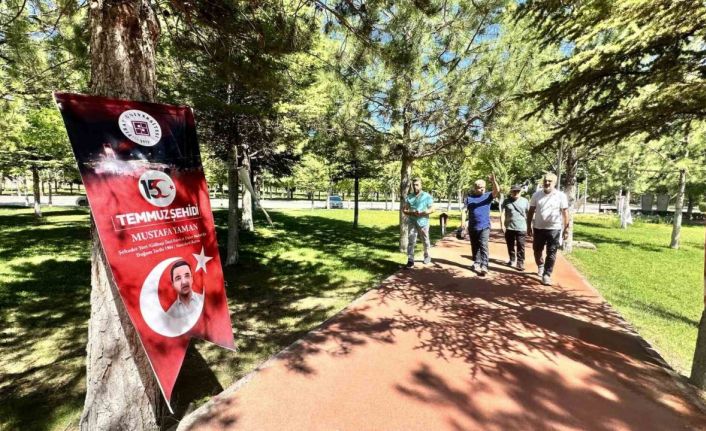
top-left (402, 172), bottom-right (569, 286)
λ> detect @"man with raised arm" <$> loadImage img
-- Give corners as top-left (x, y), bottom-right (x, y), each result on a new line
top-left (464, 173), bottom-right (500, 276)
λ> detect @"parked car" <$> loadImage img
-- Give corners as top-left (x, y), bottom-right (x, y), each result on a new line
top-left (328, 195), bottom-right (344, 209)
top-left (76, 196), bottom-right (89, 207)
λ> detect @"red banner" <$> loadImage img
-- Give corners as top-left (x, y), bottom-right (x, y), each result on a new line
top-left (54, 92), bottom-right (235, 409)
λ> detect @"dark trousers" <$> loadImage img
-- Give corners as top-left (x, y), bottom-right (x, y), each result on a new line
top-left (469, 227), bottom-right (490, 267)
top-left (504, 230), bottom-right (526, 264)
top-left (533, 229), bottom-right (561, 276)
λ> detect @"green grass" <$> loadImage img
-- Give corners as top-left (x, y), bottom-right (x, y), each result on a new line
top-left (5, 207), bottom-right (702, 429)
top-left (567, 214), bottom-right (705, 375)
top-left (0, 206), bottom-right (457, 431)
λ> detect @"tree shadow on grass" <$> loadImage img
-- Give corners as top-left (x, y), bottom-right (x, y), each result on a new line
top-left (0, 208), bottom-right (91, 261)
top-left (0, 259), bottom-right (91, 431)
top-left (609, 290), bottom-right (700, 328)
top-left (573, 230), bottom-right (667, 253)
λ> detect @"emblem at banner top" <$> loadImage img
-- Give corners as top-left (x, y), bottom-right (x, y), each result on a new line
top-left (119, 109), bottom-right (162, 146)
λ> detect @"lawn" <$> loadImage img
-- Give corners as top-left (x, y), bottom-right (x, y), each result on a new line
top-left (0, 206), bottom-right (457, 431)
top-left (568, 214), bottom-right (705, 375)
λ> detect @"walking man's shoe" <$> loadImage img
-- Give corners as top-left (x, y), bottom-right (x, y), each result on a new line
top-left (423, 256), bottom-right (432, 265)
top-left (537, 264), bottom-right (544, 277)
top-left (516, 262), bottom-right (525, 271)
top-left (471, 263), bottom-right (480, 272)
top-left (405, 260), bottom-right (414, 269)
top-left (479, 266), bottom-right (488, 276)
top-left (506, 260), bottom-right (515, 267)
top-left (542, 274), bottom-right (552, 286)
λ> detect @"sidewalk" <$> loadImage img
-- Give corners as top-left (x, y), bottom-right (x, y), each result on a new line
top-left (178, 232), bottom-right (706, 430)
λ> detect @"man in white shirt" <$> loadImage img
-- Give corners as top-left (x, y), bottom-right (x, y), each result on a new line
top-left (527, 172), bottom-right (569, 286)
top-left (167, 260), bottom-right (204, 331)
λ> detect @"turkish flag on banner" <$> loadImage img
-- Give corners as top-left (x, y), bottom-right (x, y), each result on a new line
top-left (54, 92), bottom-right (235, 410)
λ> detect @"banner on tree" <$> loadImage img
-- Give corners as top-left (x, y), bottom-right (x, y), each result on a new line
top-left (54, 92), bottom-right (235, 410)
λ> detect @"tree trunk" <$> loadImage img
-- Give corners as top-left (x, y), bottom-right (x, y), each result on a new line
top-left (240, 154), bottom-right (254, 232)
top-left (31, 166), bottom-right (42, 217)
top-left (670, 169), bottom-right (686, 249)
top-left (687, 195), bottom-right (694, 221)
top-left (353, 172), bottom-right (360, 228)
top-left (582, 166), bottom-right (588, 213)
top-left (557, 143), bottom-right (563, 191)
top-left (690, 230), bottom-right (706, 389)
top-left (620, 188), bottom-right (632, 229)
top-left (598, 189), bottom-right (602, 213)
top-left (563, 149), bottom-right (578, 253)
top-left (48, 179), bottom-right (53, 206)
top-left (398, 156), bottom-right (412, 252)
top-left (22, 176), bottom-right (30, 207)
top-left (326, 180), bottom-right (332, 210)
top-left (616, 190), bottom-right (622, 217)
top-left (81, 1), bottom-right (162, 429)
top-left (458, 188), bottom-right (466, 227)
top-left (390, 186), bottom-right (395, 211)
top-left (226, 144), bottom-right (239, 266)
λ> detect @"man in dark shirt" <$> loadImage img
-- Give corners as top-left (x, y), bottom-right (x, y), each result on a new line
top-left (500, 184), bottom-right (529, 271)
top-left (464, 173), bottom-right (500, 275)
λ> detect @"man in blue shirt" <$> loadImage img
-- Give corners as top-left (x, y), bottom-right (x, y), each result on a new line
top-left (403, 177), bottom-right (435, 268)
top-left (464, 173), bottom-right (500, 275)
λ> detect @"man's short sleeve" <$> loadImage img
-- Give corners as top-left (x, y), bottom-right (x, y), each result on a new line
top-left (425, 193), bottom-right (433, 208)
top-left (560, 192), bottom-right (569, 209)
top-left (529, 192), bottom-right (538, 207)
top-left (482, 192), bottom-right (494, 204)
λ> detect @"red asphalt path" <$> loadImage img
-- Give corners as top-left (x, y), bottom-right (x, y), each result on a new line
top-left (179, 231), bottom-right (706, 430)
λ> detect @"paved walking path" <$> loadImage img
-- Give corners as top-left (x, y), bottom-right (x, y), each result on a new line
top-left (179, 232), bottom-right (706, 430)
